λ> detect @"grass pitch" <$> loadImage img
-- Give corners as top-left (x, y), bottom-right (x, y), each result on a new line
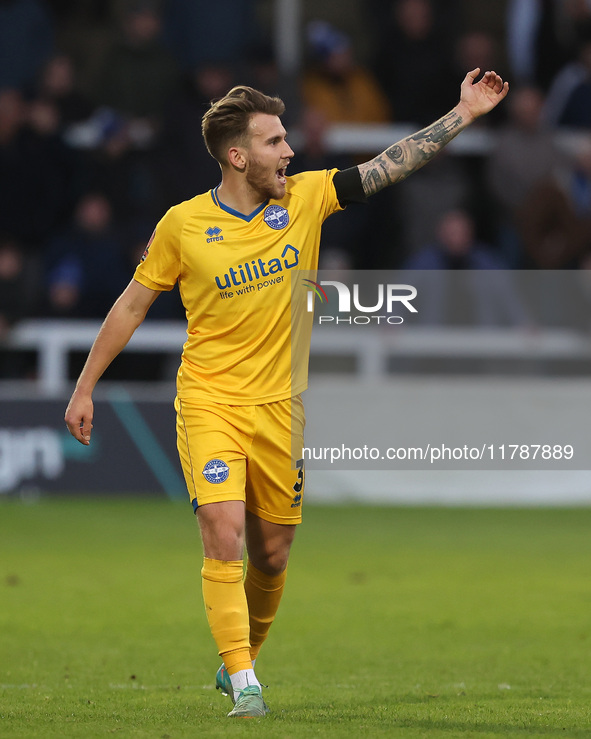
top-left (1, 500), bottom-right (590, 738)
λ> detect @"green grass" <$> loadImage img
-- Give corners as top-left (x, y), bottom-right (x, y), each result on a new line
top-left (1, 500), bottom-right (590, 738)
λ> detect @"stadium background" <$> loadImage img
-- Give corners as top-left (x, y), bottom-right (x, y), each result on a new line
top-left (3, 4), bottom-right (591, 737)
top-left (2, 0), bottom-right (591, 504)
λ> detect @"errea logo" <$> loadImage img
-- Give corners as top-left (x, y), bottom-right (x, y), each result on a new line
top-left (206, 226), bottom-right (223, 243)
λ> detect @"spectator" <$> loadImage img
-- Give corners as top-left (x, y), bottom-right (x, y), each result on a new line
top-left (298, 20), bottom-right (393, 267)
top-left (373, 0), bottom-right (457, 124)
top-left (486, 86), bottom-right (567, 266)
top-left (162, 0), bottom-right (260, 71)
top-left (43, 192), bottom-right (127, 318)
top-left (302, 21), bottom-right (391, 126)
top-left (36, 53), bottom-right (94, 129)
top-left (506, 0), bottom-right (574, 90)
top-left (568, 136), bottom-right (591, 230)
top-left (517, 180), bottom-right (584, 269)
top-left (405, 209), bottom-right (509, 270)
top-left (0, 0), bottom-right (54, 93)
top-left (159, 64), bottom-right (235, 205)
top-left (93, 1), bottom-right (179, 139)
top-left (396, 150), bottom-right (471, 257)
top-left (44, 1), bottom-right (120, 94)
top-left (82, 116), bottom-right (166, 224)
top-left (0, 88), bottom-right (74, 246)
top-left (459, 0), bottom-right (507, 57)
top-left (0, 236), bottom-right (38, 333)
top-left (543, 38), bottom-right (591, 129)
top-left (403, 209), bottom-right (528, 326)
top-left (244, 42), bottom-right (281, 99)
top-left (0, 235), bottom-right (39, 377)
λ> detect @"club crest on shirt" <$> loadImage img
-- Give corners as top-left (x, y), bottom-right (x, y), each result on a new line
top-left (263, 205), bottom-right (289, 230)
top-left (202, 459), bottom-right (230, 484)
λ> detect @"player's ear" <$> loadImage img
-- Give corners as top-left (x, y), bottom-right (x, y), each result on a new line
top-left (228, 146), bottom-right (247, 171)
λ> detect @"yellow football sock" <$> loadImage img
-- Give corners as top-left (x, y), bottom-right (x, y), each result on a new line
top-left (244, 560), bottom-right (287, 661)
top-left (201, 557), bottom-right (252, 675)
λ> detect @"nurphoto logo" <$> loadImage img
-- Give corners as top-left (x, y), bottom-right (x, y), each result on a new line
top-left (304, 279), bottom-right (418, 325)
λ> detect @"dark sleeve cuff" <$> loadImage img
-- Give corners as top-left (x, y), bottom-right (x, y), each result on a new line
top-left (333, 167), bottom-right (367, 207)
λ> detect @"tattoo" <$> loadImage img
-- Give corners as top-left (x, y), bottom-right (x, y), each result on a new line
top-left (360, 167), bottom-right (385, 195)
top-left (359, 110), bottom-right (464, 197)
top-left (411, 111), bottom-right (463, 146)
top-left (385, 144), bottom-right (403, 164)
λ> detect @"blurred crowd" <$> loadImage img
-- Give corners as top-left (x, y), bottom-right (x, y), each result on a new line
top-left (2, 0), bottom-right (591, 340)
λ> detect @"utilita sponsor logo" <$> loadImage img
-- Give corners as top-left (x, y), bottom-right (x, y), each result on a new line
top-left (215, 244), bottom-right (299, 290)
top-left (304, 280), bottom-right (418, 325)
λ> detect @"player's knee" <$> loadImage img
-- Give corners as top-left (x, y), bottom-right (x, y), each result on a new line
top-left (198, 519), bottom-right (245, 561)
top-left (197, 501), bottom-right (246, 560)
top-left (250, 538), bottom-right (293, 575)
top-left (202, 534), bottom-right (244, 562)
top-left (269, 553), bottom-right (290, 576)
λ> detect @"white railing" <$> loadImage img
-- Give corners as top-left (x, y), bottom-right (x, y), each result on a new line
top-left (4, 319), bottom-right (591, 397)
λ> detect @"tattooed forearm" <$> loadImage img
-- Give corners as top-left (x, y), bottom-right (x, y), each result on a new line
top-left (412, 111), bottom-right (464, 145)
top-left (385, 144), bottom-right (404, 164)
top-left (359, 109), bottom-right (465, 197)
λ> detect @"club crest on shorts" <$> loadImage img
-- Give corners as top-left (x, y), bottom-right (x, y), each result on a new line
top-left (202, 459), bottom-right (229, 484)
top-left (263, 205), bottom-right (289, 230)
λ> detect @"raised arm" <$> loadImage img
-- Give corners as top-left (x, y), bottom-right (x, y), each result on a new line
top-left (64, 279), bottom-right (161, 445)
top-left (358, 68), bottom-right (509, 196)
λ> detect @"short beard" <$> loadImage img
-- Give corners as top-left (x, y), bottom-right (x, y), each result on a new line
top-left (245, 157), bottom-right (282, 201)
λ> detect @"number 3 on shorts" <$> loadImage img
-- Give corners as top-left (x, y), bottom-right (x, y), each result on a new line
top-left (293, 458), bottom-right (304, 493)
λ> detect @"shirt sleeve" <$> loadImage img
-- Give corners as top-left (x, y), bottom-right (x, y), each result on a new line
top-left (133, 206), bottom-right (182, 291)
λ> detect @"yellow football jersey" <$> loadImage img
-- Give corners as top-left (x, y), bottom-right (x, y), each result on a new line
top-left (134, 169), bottom-right (343, 404)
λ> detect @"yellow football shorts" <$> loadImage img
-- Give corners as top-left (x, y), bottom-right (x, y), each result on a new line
top-left (175, 395), bottom-right (305, 525)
